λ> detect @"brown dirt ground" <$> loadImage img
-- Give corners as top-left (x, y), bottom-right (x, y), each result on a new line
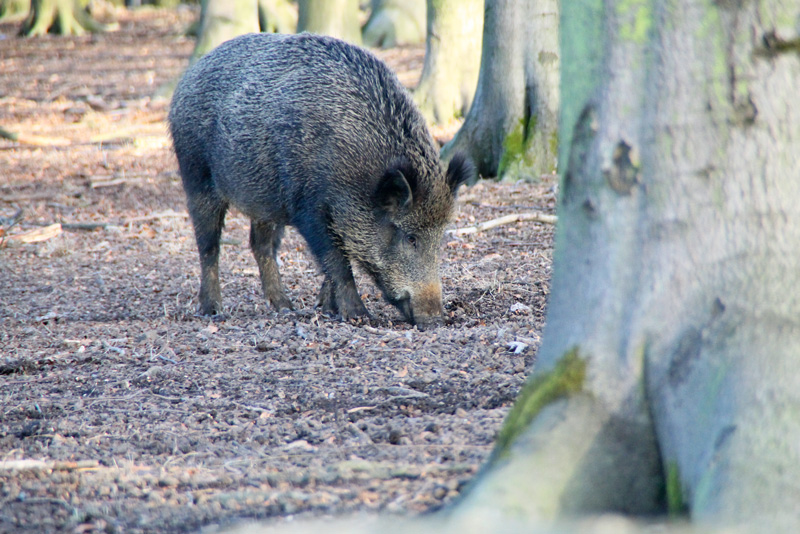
top-left (0, 8), bottom-right (556, 534)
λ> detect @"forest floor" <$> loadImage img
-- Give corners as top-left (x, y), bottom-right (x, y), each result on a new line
top-left (0, 8), bottom-right (556, 534)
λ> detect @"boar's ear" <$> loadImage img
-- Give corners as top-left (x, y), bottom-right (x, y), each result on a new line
top-left (375, 169), bottom-right (413, 214)
top-left (446, 152), bottom-right (476, 195)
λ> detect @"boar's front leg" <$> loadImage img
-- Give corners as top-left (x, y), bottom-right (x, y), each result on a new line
top-left (295, 213), bottom-right (369, 320)
top-left (315, 273), bottom-right (367, 319)
top-left (320, 253), bottom-right (369, 320)
top-left (316, 276), bottom-right (337, 315)
top-left (250, 219), bottom-right (294, 312)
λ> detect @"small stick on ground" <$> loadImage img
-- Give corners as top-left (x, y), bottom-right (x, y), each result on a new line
top-left (447, 212), bottom-right (557, 236)
top-left (90, 173), bottom-right (151, 189)
top-left (0, 126), bottom-right (70, 147)
top-left (2, 223), bottom-right (62, 247)
top-left (1, 191), bottom-right (62, 203)
top-left (0, 459), bottom-right (99, 472)
top-left (122, 210), bottom-right (189, 224)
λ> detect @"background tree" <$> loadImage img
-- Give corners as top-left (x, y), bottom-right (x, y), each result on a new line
top-left (412, 0), bottom-right (483, 126)
top-left (20, 0), bottom-right (118, 36)
top-left (191, 0), bottom-right (259, 62)
top-left (362, 0), bottom-right (425, 49)
top-left (258, 0), bottom-right (296, 34)
top-left (447, 0), bottom-right (800, 528)
top-left (0, 0), bottom-right (29, 22)
top-left (297, 0), bottom-right (361, 45)
top-left (442, 0), bottom-right (559, 182)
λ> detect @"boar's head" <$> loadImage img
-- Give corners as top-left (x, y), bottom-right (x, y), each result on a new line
top-left (362, 152), bottom-right (474, 328)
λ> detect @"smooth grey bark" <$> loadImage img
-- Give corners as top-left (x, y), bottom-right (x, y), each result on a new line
top-left (362, 0), bottom-right (425, 48)
top-left (449, 0), bottom-right (800, 528)
top-left (191, 0), bottom-right (259, 62)
top-left (297, 0), bottom-right (361, 45)
top-left (412, 0), bottom-right (483, 125)
top-left (441, 0), bottom-right (559, 182)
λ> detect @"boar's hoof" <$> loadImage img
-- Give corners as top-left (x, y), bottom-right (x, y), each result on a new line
top-left (269, 294), bottom-right (294, 313)
top-left (198, 300), bottom-right (223, 317)
top-left (316, 286), bottom-right (338, 316)
top-left (338, 301), bottom-right (370, 321)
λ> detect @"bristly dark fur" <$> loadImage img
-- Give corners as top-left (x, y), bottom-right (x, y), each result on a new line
top-left (169, 32), bottom-right (474, 326)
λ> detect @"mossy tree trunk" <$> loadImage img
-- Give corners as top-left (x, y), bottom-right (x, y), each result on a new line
top-left (412, 0), bottom-right (483, 126)
top-left (191, 0), bottom-right (259, 62)
top-left (20, 0), bottom-right (117, 36)
top-left (297, 0), bottom-right (361, 45)
top-left (449, 0), bottom-right (800, 528)
top-left (362, 0), bottom-right (425, 48)
top-left (442, 0), bottom-right (559, 182)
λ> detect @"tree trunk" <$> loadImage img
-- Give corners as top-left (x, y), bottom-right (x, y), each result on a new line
top-left (257, 0), bottom-right (296, 34)
top-left (441, 0), bottom-right (559, 182)
top-left (297, 0), bottom-right (361, 45)
top-left (449, 0), bottom-right (800, 528)
top-left (191, 0), bottom-right (259, 62)
top-left (362, 0), bottom-right (425, 48)
top-left (412, 0), bottom-right (482, 126)
top-left (0, 0), bottom-right (30, 23)
top-left (20, 0), bottom-right (117, 36)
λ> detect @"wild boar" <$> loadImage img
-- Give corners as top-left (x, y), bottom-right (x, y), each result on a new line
top-left (168, 33), bottom-right (473, 327)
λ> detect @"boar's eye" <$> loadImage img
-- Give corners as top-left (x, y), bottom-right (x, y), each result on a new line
top-left (405, 234), bottom-right (418, 248)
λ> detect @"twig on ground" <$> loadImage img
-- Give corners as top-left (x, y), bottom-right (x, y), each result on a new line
top-left (346, 406), bottom-right (377, 414)
top-left (0, 459), bottom-right (99, 472)
top-left (61, 222), bottom-right (110, 231)
top-left (89, 173), bottom-right (151, 189)
top-left (157, 354), bottom-right (179, 365)
top-left (1, 223), bottom-right (62, 247)
top-left (0, 126), bottom-right (70, 147)
top-left (447, 212), bottom-right (557, 235)
top-left (1, 191), bottom-right (64, 203)
top-left (122, 210), bottom-right (189, 224)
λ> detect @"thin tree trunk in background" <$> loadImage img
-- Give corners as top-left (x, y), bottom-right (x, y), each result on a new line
top-left (297, 0), bottom-right (361, 45)
top-left (448, 0), bottom-right (800, 527)
top-left (191, 0), bottom-right (259, 62)
top-left (441, 0), bottom-right (559, 182)
top-left (362, 0), bottom-right (425, 48)
top-left (0, 0), bottom-right (30, 22)
top-left (257, 0), bottom-right (296, 34)
top-left (412, 0), bottom-right (483, 126)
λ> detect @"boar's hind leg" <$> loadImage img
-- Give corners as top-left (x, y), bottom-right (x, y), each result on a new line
top-left (250, 220), bottom-right (294, 312)
top-left (188, 195), bottom-right (228, 316)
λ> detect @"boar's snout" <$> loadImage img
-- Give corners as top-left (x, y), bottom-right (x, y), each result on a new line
top-left (394, 281), bottom-right (443, 329)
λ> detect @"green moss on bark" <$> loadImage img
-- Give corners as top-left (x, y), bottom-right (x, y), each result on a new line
top-left (666, 461), bottom-right (688, 516)
top-left (616, 0), bottom-right (652, 44)
top-left (494, 347), bottom-right (587, 456)
top-left (497, 115), bottom-right (558, 181)
top-left (497, 118), bottom-right (532, 179)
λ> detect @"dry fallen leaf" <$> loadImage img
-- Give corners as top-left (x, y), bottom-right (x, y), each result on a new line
top-left (201, 323), bottom-right (218, 335)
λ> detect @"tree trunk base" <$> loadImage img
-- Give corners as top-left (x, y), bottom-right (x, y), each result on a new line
top-left (20, 0), bottom-right (118, 37)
